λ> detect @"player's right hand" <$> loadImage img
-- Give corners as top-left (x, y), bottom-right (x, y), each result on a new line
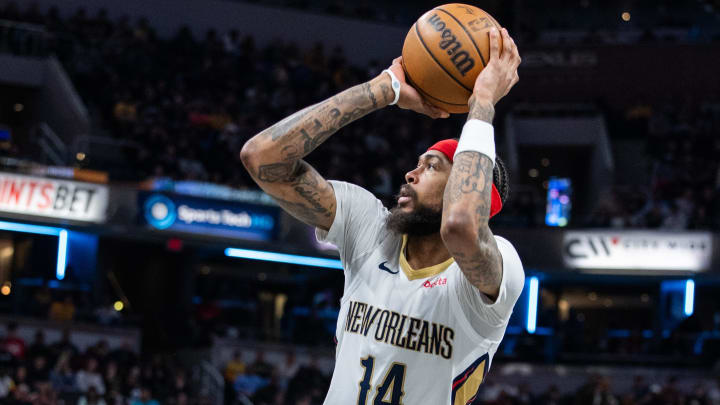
top-left (471, 28), bottom-right (521, 106)
top-left (386, 57), bottom-right (450, 119)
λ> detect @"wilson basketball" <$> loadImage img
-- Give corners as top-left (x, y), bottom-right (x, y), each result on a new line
top-left (402, 4), bottom-right (503, 114)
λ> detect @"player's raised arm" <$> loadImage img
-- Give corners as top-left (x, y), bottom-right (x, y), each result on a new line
top-left (440, 28), bottom-right (521, 299)
top-left (241, 60), bottom-right (448, 231)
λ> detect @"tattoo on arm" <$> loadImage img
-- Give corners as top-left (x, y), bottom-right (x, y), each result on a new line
top-left (445, 152), bottom-right (494, 219)
top-left (467, 96), bottom-right (495, 124)
top-left (246, 75), bottom-right (388, 229)
top-left (448, 247), bottom-right (502, 294)
top-left (264, 79), bottom-right (383, 158)
top-left (264, 161), bottom-right (336, 225)
top-left (443, 151), bottom-right (502, 295)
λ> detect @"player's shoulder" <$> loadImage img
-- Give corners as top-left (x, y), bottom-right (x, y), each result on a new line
top-left (493, 235), bottom-right (519, 259)
top-left (329, 180), bottom-right (384, 204)
top-left (493, 235), bottom-right (525, 287)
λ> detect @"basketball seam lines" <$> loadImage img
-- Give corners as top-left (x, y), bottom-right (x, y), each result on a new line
top-left (435, 7), bottom-right (487, 67)
top-left (405, 68), bottom-right (468, 106)
top-left (414, 23), bottom-right (473, 93)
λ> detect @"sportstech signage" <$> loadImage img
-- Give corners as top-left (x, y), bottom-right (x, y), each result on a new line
top-left (140, 193), bottom-right (278, 241)
top-left (562, 231), bottom-right (712, 273)
top-left (0, 172), bottom-right (108, 223)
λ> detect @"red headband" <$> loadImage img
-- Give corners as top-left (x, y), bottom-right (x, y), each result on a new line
top-left (428, 139), bottom-right (503, 218)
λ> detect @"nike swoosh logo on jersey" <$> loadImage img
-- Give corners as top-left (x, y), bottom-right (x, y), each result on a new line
top-left (378, 261), bottom-right (398, 274)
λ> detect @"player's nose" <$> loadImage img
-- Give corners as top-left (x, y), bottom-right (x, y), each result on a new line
top-left (405, 167), bottom-right (420, 184)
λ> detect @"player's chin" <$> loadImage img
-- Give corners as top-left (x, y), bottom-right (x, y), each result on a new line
top-left (397, 201), bottom-right (414, 212)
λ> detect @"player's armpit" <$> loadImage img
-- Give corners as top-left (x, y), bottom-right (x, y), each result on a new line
top-left (248, 159), bottom-right (336, 231)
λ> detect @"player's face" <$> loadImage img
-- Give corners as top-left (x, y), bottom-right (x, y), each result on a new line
top-left (400, 151), bottom-right (452, 211)
top-left (385, 151), bottom-right (451, 236)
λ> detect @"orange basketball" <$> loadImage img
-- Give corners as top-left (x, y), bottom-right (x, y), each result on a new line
top-left (401, 4), bottom-right (503, 114)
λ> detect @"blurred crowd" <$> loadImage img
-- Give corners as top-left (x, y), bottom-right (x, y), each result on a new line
top-left (220, 349), bottom-right (720, 405)
top-left (1, 1), bottom-right (720, 231)
top-left (0, 1), bottom-right (459, 210)
top-left (0, 322), bottom-right (200, 405)
top-left (588, 101), bottom-right (720, 230)
top-left (222, 350), bottom-right (328, 405)
top-left (476, 375), bottom-right (720, 405)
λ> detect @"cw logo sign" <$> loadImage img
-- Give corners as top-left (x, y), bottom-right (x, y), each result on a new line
top-left (564, 235), bottom-right (613, 259)
top-left (561, 231), bottom-right (712, 272)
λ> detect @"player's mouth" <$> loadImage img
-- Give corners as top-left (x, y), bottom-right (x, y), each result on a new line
top-left (398, 196), bottom-right (412, 205)
top-left (396, 185), bottom-right (416, 207)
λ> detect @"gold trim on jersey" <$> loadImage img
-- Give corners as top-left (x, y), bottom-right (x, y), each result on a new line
top-left (399, 234), bottom-right (455, 281)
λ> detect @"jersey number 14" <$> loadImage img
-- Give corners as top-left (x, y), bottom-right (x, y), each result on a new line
top-left (357, 356), bottom-right (406, 405)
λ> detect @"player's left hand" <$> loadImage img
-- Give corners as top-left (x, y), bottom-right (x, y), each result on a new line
top-left (472, 28), bottom-right (521, 106)
top-left (387, 57), bottom-right (450, 119)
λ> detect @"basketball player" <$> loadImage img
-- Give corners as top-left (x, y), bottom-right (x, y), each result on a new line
top-left (241, 27), bottom-right (523, 404)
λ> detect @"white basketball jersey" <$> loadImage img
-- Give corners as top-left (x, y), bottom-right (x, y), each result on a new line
top-left (317, 181), bottom-right (525, 405)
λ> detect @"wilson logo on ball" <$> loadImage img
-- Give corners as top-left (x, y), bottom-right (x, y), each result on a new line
top-left (428, 14), bottom-right (475, 76)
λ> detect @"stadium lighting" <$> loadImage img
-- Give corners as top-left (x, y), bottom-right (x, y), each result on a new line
top-left (684, 279), bottom-right (695, 317)
top-left (527, 276), bottom-right (539, 334)
top-left (56, 230), bottom-right (68, 280)
top-left (224, 248), bottom-right (343, 270)
top-left (0, 221), bottom-right (68, 280)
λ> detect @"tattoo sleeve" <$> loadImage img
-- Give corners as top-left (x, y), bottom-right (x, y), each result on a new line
top-left (241, 74), bottom-right (392, 230)
top-left (441, 96), bottom-right (503, 298)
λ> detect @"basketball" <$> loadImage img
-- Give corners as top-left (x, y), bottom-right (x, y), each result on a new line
top-left (401, 3), bottom-right (503, 114)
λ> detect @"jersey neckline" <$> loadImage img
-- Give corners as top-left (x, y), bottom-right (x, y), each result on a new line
top-left (399, 234), bottom-right (455, 281)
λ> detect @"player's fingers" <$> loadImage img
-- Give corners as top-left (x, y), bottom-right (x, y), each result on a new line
top-left (510, 37), bottom-right (521, 67)
top-left (488, 28), bottom-right (500, 61)
top-left (501, 28), bottom-right (512, 60)
top-left (423, 101), bottom-right (449, 119)
top-left (392, 56), bottom-right (402, 66)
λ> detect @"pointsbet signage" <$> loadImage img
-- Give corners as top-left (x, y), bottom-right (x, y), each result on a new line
top-left (562, 231), bottom-right (712, 272)
top-left (0, 172), bottom-right (108, 223)
top-left (140, 192), bottom-right (278, 241)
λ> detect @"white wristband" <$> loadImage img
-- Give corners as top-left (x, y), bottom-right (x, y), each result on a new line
top-left (454, 119), bottom-right (496, 166)
top-left (382, 69), bottom-right (401, 105)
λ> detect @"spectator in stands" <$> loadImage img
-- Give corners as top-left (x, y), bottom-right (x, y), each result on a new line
top-left (165, 370), bottom-right (189, 400)
top-left (27, 355), bottom-right (51, 387)
top-left (76, 357), bottom-right (106, 395)
top-left (516, 382), bottom-right (534, 404)
top-left (1, 322), bottom-right (26, 361)
top-left (251, 373), bottom-right (283, 405)
top-left (102, 361), bottom-right (122, 395)
top-left (224, 351), bottom-right (245, 385)
top-left (537, 385), bottom-right (562, 405)
top-left (77, 386), bottom-right (107, 405)
top-left (49, 352), bottom-right (76, 393)
top-left (233, 370), bottom-right (267, 399)
top-left (277, 350), bottom-right (299, 389)
top-left (31, 287), bottom-right (53, 318)
top-left (0, 367), bottom-right (13, 399)
top-left (659, 376), bottom-right (684, 405)
top-left (108, 341), bottom-right (137, 368)
top-left (12, 364), bottom-right (31, 395)
top-left (49, 329), bottom-right (78, 361)
top-left (130, 387), bottom-right (160, 405)
top-left (49, 295), bottom-right (76, 322)
top-left (248, 350), bottom-right (273, 380)
top-left (687, 383), bottom-right (710, 405)
top-left (574, 375), bottom-right (619, 405)
top-left (123, 365), bottom-right (142, 401)
top-left (709, 377), bottom-right (720, 405)
top-left (26, 330), bottom-right (50, 362)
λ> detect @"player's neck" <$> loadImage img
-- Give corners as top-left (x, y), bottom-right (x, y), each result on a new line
top-left (404, 233), bottom-right (451, 269)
